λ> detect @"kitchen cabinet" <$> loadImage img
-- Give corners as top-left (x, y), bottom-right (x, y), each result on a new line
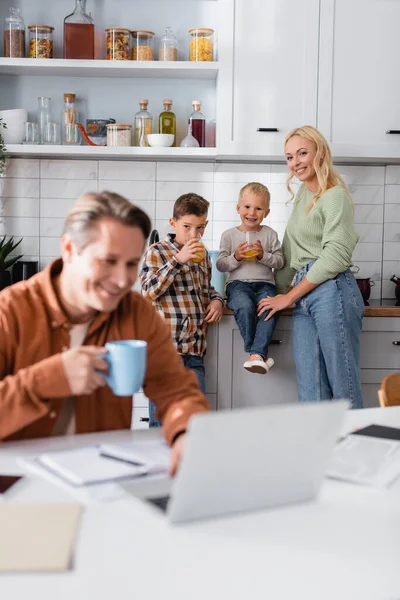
top-left (0, 0), bottom-right (224, 156)
top-left (217, 0), bottom-right (319, 157)
top-left (217, 316), bottom-right (298, 410)
top-left (318, 0), bottom-right (400, 159)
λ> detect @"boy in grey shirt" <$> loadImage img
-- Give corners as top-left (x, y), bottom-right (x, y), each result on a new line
top-left (217, 182), bottom-right (284, 374)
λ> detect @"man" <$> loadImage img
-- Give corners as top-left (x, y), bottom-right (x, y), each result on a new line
top-left (0, 191), bottom-right (210, 475)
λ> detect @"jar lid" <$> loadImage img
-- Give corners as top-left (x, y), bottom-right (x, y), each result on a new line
top-left (131, 30), bottom-right (155, 38)
top-left (28, 24), bottom-right (54, 32)
top-left (139, 99), bottom-right (149, 104)
top-left (105, 27), bottom-right (131, 33)
top-left (192, 100), bottom-right (202, 105)
top-left (106, 123), bottom-right (132, 128)
top-left (163, 99), bottom-right (173, 104)
top-left (5, 8), bottom-right (24, 25)
top-left (64, 93), bottom-right (76, 102)
top-left (188, 28), bottom-right (214, 35)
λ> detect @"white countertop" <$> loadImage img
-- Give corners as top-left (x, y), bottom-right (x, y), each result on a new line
top-left (0, 406), bottom-right (400, 600)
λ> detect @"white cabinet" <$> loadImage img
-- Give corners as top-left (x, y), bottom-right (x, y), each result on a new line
top-left (318, 0), bottom-right (400, 159)
top-left (218, 0), bottom-right (319, 156)
top-left (217, 316), bottom-right (298, 410)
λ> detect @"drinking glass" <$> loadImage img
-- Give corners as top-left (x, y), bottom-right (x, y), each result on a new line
top-left (43, 121), bottom-right (61, 144)
top-left (62, 123), bottom-right (81, 145)
top-left (22, 122), bottom-right (40, 144)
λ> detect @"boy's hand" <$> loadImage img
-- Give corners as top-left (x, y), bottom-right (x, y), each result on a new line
top-left (176, 239), bottom-right (204, 264)
top-left (254, 240), bottom-right (264, 260)
top-left (204, 299), bottom-right (223, 323)
top-left (234, 241), bottom-right (249, 261)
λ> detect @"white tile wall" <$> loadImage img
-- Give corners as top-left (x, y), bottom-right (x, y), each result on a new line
top-left (1, 159), bottom-right (400, 301)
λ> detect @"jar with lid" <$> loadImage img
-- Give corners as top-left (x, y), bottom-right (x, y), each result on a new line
top-left (62, 93), bottom-right (78, 144)
top-left (189, 28), bottom-right (214, 62)
top-left (158, 27), bottom-right (178, 61)
top-left (134, 100), bottom-right (153, 146)
top-left (28, 25), bottom-right (54, 58)
top-left (3, 8), bottom-right (26, 58)
top-left (131, 30), bottom-right (154, 61)
top-left (105, 28), bottom-right (131, 60)
top-left (106, 124), bottom-right (132, 147)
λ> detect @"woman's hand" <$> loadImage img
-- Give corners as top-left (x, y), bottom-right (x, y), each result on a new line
top-left (257, 294), bottom-right (293, 320)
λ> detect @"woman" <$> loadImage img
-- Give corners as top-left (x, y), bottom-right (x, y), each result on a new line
top-left (258, 125), bottom-right (364, 409)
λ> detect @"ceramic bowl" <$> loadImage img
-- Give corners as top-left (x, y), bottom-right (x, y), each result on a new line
top-left (0, 109), bottom-right (28, 144)
top-left (147, 133), bottom-right (174, 147)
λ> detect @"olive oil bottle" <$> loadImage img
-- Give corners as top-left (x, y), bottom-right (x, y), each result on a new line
top-left (158, 100), bottom-right (176, 146)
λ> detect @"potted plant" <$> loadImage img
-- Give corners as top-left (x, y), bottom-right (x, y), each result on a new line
top-left (0, 118), bottom-right (7, 176)
top-left (0, 235), bottom-right (23, 290)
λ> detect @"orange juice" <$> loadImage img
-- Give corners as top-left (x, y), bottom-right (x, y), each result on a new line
top-left (243, 247), bottom-right (258, 261)
top-left (192, 243), bottom-right (206, 263)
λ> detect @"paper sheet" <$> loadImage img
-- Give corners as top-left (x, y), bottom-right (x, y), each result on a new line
top-left (100, 439), bottom-right (171, 473)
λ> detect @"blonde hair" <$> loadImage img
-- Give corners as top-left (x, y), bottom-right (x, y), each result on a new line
top-left (285, 125), bottom-right (351, 210)
top-left (239, 182), bottom-right (270, 209)
top-left (63, 191), bottom-right (152, 251)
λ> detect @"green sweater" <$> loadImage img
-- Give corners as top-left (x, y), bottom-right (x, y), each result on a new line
top-left (275, 184), bottom-right (359, 293)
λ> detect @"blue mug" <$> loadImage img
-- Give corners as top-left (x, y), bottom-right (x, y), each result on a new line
top-left (104, 340), bottom-right (147, 396)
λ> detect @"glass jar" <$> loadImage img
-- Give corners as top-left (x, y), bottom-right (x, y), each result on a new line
top-left (105, 28), bottom-right (131, 60)
top-left (3, 7), bottom-right (26, 58)
top-left (158, 27), bottom-right (178, 61)
top-left (106, 124), bottom-right (132, 147)
top-left (62, 93), bottom-right (78, 144)
top-left (37, 96), bottom-right (52, 144)
top-left (28, 25), bottom-right (54, 58)
top-left (189, 28), bottom-right (214, 62)
top-left (131, 30), bottom-right (154, 61)
top-left (134, 99), bottom-right (153, 146)
top-left (64, 0), bottom-right (94, 60)
top-left (158, 100), bottom-right (176, 146)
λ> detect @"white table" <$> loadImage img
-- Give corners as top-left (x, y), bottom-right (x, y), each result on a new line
top-left (1, 407), bottom-right (400, 600)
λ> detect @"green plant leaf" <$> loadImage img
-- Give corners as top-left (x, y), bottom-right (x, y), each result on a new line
top-left (4, 255), bottom-right (23, 270)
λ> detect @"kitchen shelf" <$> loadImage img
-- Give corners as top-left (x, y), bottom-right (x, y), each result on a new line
top-left (5, 144), bottom-right (218, 160)
top-left (0, 58), bottom-right (220, 80)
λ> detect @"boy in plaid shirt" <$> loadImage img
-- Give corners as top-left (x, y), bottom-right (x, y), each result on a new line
top-left (140, 193), bottom-right (224, 426)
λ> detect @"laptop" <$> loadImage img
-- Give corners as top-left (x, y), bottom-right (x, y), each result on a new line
top-left (122, 400), bottom-right (349, 524)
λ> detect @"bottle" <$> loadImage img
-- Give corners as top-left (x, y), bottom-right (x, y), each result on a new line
top-left (180, 123), bottom-right (199, 148)
top-left (134, 100), bottom-right (153, 147)
top-left (158, 100), bottom-right (176, 146)
top-left (63, 0), bottom-right (95, 59)
top-left (158, 27), bottom-right (178, 61)
top-left (3, 7), bottom-right (25, 58)
top-left (188, 100), bottom-right (206, 147)
top-left (62, 93), bottom-right (78, 144)
top-left (37, 97), bottom-right (52, 144)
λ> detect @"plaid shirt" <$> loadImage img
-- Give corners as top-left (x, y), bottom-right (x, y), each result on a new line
top-left (140, 234), bottom-right (224, 357)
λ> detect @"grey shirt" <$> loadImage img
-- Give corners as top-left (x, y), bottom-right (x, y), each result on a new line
top-left (216, 226), bottom-right (284, 285)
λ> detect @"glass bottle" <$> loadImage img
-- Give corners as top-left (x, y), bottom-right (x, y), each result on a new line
top-left (158, 100), bottom-right (176, 146)
top-left (188, 100), bottom-right (206, 147)
top-left (180, 123), bottom-right (199, 148)
top-left (37, 97), bottom-right (52, 144)
top-left (3, 7), bottom-right (25, 58)
top-left (158, 27), bottom-right (178, 61)
top-left (134, 100), bottom-right (153, 147)
top-left (63, 0), bottom-right (94, 59)
top-left (62, 93), bottom-right (78, 144)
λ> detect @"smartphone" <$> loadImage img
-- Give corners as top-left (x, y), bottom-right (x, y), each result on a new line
top-left (0, 475), bottom-right (23, 494)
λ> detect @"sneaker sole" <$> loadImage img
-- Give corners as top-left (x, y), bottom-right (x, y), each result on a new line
top-left (244, 364), bottom-right (267, 374)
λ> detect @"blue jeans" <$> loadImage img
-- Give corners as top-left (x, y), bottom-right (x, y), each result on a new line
top-left (148, 355), bottom-right (206, 428)
top-left (292, 262), bottom-right (364, 409)
top-left (226, 280), bottom-right (277, 360)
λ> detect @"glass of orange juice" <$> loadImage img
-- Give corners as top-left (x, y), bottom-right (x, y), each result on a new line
top-left (189, 232), bottom-right (206, 263)
top-left (243, 231), bottom-right (258, 261)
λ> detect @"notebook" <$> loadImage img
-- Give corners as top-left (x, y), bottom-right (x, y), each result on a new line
top-left (35, 446), bottom-right (148, 486)
top-left (100, 439), bottom-right (171, 473)
top-left (0, 503), bottom-right (82, 572)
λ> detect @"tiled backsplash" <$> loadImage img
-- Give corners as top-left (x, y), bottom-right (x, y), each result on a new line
top-left (1, 159), bottom-right (399, 301)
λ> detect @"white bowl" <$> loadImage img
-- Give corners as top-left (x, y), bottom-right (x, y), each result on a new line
top-left (147, 133), bottom-right (174, 148)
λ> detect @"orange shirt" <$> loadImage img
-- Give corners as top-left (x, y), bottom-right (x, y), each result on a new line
top-left (0, 260), bottom-right (209, 444)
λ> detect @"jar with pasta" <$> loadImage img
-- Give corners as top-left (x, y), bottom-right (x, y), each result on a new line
top-left (131, 30), bottom-right (154, 61)
top-left (106, 123), bottom-right (132, 147)
top-left (189, 28), bottom-right (214, 62)
top-left (28, 25), bottom-right (54, 58)
top-left (105, 27), bottom-right (131, 60)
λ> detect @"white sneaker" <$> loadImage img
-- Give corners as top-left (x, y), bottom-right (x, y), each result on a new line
top-left (244, 356), bottom-right (275, 375)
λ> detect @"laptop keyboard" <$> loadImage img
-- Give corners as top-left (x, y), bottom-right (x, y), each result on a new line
top-left (147, 495), bottom-right (170, 512)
